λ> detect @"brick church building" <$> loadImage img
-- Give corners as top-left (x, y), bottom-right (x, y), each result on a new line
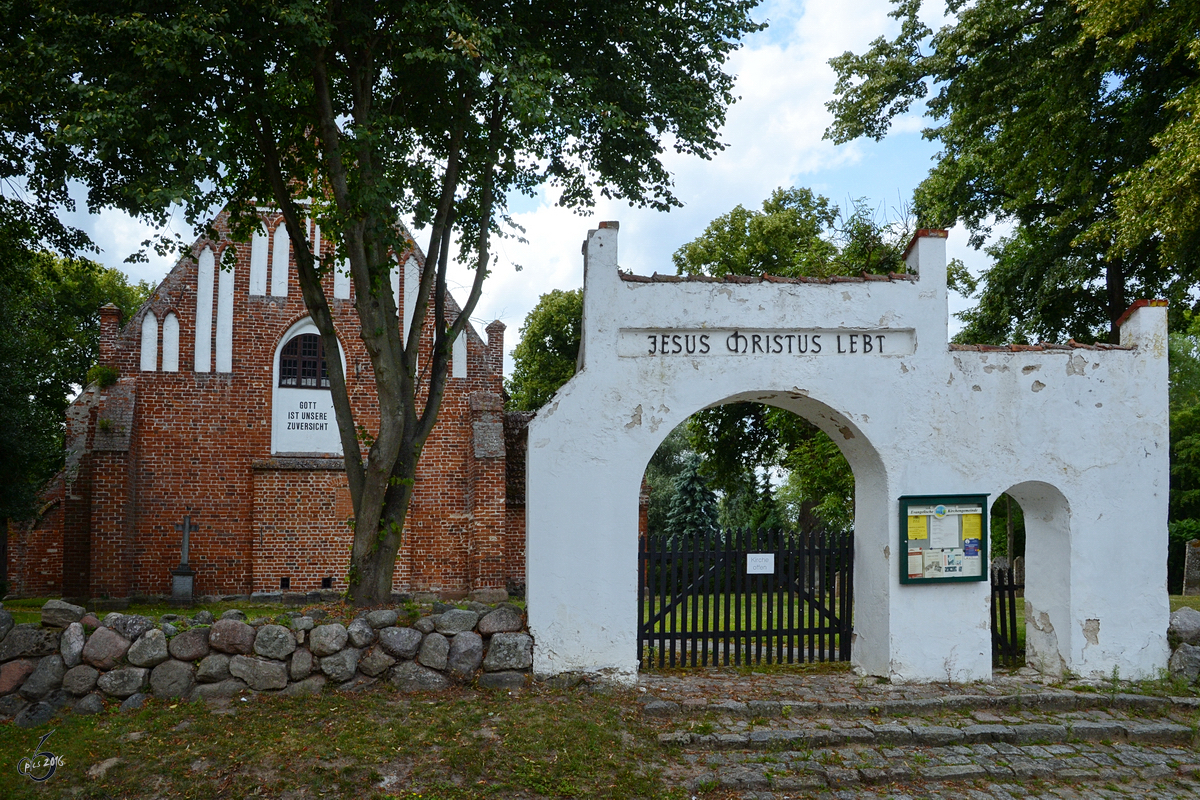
top-left (6, 210), bottom-right (529, 601)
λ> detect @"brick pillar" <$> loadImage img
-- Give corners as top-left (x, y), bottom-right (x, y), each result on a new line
top-left (99, 304), bottom-right (121, 367)
top-left (88, 379), bottom-right (137, 598)
top-left (485, 320), bottom-right (505, 376)
top-left (467, 391), bottom-right (506, 590)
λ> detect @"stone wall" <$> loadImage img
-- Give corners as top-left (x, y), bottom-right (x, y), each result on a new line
top-left (0, 598), bottom-right (532, 728)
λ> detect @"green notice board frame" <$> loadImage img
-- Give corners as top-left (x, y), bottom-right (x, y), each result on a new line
top-left (899, 494), bottom-right (989, 585)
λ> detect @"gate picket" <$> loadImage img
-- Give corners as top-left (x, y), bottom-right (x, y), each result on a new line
top-left (638, 526), bottom-right (854, 668)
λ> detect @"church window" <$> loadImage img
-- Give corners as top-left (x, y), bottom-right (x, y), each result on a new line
top-left (278, 333), bottom-right (330, 389)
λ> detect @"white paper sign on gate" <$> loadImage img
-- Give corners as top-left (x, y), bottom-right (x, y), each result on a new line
top-left (746, 553), bottom-right (775, 574)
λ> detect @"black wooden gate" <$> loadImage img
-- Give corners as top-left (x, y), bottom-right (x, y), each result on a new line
top-left (990, 564), bottom-right (1024, 667)
top-left (638, 528), bottom-right (853, 667)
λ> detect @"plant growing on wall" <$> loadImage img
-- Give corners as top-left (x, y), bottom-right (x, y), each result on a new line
top-left (5, 0), bottom-right (764, 604)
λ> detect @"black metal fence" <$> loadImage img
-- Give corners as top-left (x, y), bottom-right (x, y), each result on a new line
top-left (638, 527), bottom-right (853, 668)
top-left (990, 564), bottom-right (1024, 667)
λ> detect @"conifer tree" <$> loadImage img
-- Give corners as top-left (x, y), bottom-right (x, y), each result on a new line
top-left (666, 454), bottom-right (719, 546)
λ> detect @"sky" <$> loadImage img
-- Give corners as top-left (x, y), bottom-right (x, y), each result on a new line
top-left (69, 0), bottom-right (994, 375)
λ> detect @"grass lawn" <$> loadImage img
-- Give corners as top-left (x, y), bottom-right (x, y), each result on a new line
top-left (1, 686), bottom-right (679, 800)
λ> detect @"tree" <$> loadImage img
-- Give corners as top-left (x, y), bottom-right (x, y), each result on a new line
top-left (0, 226), bottom-right (149, 521)
top-left (666, 454), bottom-right (719, 545)
top-left (506, 289), bottom-right (583, 412)
top-left (8, 0), bottom-right (765, 604)
top-left (826, 0), bottom-right (1200, 344)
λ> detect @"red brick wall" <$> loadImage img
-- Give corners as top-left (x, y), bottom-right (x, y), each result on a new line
top-left (11, 210), bottom-right (524, 599)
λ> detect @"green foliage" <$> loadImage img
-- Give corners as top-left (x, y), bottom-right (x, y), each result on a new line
top-left (506, 289), bottom-right (582, 411)
top-left (665, 453), bottom-right (719, 545)
top-left (827, 0), bottom-right (1200, 342)
top-left (778, 433), bottom-right (855, 534)
top-left (87, 364), bottom-right (121, 388)
top-left (989, 493), bottom-right (1027, 561)
top-left (644, 425), bottom-right (692, 538)
top-left (0, 242), bottom-right (147, 521)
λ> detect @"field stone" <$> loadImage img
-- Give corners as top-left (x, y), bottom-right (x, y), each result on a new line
top-left (482, 633), bottom-right (533, 671)
top-left (103, 613), bottom-right (155, 642)
top-left (359, 646), bottom-right (397, 677)
top-left (161, 622), bottom-right (178, 638)
top-left (0, 608), bottom-right (13, 641)
top-left (254, 625), bottom-right (297, 660)
top-left (81, 626), bottom-right (131, 669)
top-left (0, 693), bottom-right (27, 719)
top-left (63, 665), bottom-right (100, 695)
top-left (61, 622), bottom-right (86, 667)
top-left (477, 606), bottom-right (523, 635)
top-left (189, 678), bottom-right (249, 701)
top-left (220, 610), bottom-right (247, 622)
top-left (98, 667), bottom-right (149, 698)
top-left (378, 627), bottom-right (422, 660)
top-left (310, 624), bottom-right (348, 656)
top-left (390, 660), bottom-right (451, 692)
top-left (191, 610), bottom-right (215, 625)
top-left (20, 654), bottom-right (66, 699)
top-left (15, 701), bottom-right (56, 728)
top-left (127, 629), bottom-right (170, 668)
top-left (289, 649), bottom-right (313, 680)
top-left (150, 660), bottom-right (196, 699)
top-left (41, 599), bottom-right (86, 628)
top-left (208, 619), bottom-right (255, 654)
top-left (1170, 643), bottom-right (1200, 682)
top-left (196, 653), bottom-right (231, 683)
top-left (418, 632), bottom-right (449, 670)
top-left (346, 618), bottom-right (376, 648)
top-left (365, 609), bottom-right (398, 629)
top-left (169, 628), bottom-right (211, 662)
top-left (468, 588), bottom-right (508, 604)
top-left (74, 692), bottom-right (105, 715)
top-left (290, 616), bottom-right (314, 632)
top-left (413, 616), bottom-right (438, 634)
top-left (478, 671), bottom-right (527, 690)
top-left (434, 609), bottom-right (479, 635)
top-left (0, 625), bottom-right (62, 662)
top-left (119, 692), bottom-right (148, 712)
top-left (1171, 607), bottom-right (1200, 646)
top-left (281, 675), bottom-right (326, 696)
top-left (229, 655), bottom-right (288, 691)
top-left (0, 659), bottom-right (37, 694)
top-left (320, 648), bottom-right (361, 682)
top-left (447, 632), bottom-right (483, 680)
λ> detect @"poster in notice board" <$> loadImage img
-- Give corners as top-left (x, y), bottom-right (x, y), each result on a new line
top-left (899, 494), bottom-right (989, 584)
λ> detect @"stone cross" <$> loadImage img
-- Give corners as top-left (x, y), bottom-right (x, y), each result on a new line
top-left (175, 514), bottom-right (197, 569)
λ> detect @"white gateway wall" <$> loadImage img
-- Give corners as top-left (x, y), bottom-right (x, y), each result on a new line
top-left (525, 223), bottom-right (1170, 685)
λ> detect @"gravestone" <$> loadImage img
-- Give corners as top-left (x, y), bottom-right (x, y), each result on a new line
top-left (171, 515), bottom-right (197, 606)
top-left (1184, 540), bottom-right (1200, 596)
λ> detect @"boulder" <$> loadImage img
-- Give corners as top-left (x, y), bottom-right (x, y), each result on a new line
top-left (20, 655), bottom-right (66, 699)
top-left (73, 693), bottom-right (105, 715)
top-left (310, 624), bottom-right (348, 656)
top-left (289, 649), bottom-right (313, 680)
top-left (0, 625), bottom-right (61, 662)
top-left (169, 628), bottom-right (211, 662)
top-left (103, 613), bottom-right (155, 643)
top-left (319, 648), bottom-right (361, 683)
top-left (189, 678), bottom-right (249, 701)
top-left (229, 655), bottom-right (288, 691)
top-left (359, 646), bottom-right (397, 678)
top-left (1170, 608), bottom-right (1200, 646)
top-left (41, 599), bottom-right (86, 629)
top-left (220, 609), bottom-right (247, 621)
top-left (478, 671), bottom-right (527, 690)
top-left (161, 622), bottom-right (178, 638)
top-left (365, 609), bottom-right (398, 629)
top-left (60, 622), bottom-right (86, 668)
top-left (254, 625), bottom-right (297, 661)
top-left (483, 633), bottom-right (533, 671)
top-left (290, 616), bottom-right (315, 632)
top-left (196, 653), bottom-right (231, 684)
top-left (281, 675), bottom-right (326, 696)
top-left (14, 701), bottom-right (56, 728)
top-left (0, 693), bottom-right (27, 719)
top-left (150, 660), bottom-right (196, 699)
top-left (0, 608), bottom-right (13, 641)
top-left (390, 661), bottom-right (450, 692)
top-left (0, 659), bottom-right (37, 695)
top-left (1170, 642), bottom-right (1200, 683)
top-left (62, 665), bottom-right (100, 695)
top-left (418, 632), bottom-right (449, 671)
top-left (346, 618), bottom-right (376, 648)
top-left (127, 629), bottom-right (170, 668)
top-left (97, 667), bottom-right (149, 698)
top-left (446, 632), bottom-right (483, 680)
top-left (477, 606), bottom-right (524, 635)
top-left (413, 616), bottom-right (438, 634)
top-left (119, 692), bottom-right (147, 712)
top-left (81, 626), bottom-right (131, 670)
top-left (435, 609), bottom-right (479, 635)
top-left (468, 588), bottom-right (508, 604)
top-left (208, 619), bottom-right (255, 654)
top-left (191, 610), bottom-right (215, 626)
top-left (379, 627), bottom-right (423, 660)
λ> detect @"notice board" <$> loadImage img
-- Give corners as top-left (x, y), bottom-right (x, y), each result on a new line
top-left (899, 494), bottom-right (989, 585)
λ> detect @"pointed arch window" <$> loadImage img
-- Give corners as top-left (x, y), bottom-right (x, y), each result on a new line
top-left (278, 333), bottom-right (330, 388)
